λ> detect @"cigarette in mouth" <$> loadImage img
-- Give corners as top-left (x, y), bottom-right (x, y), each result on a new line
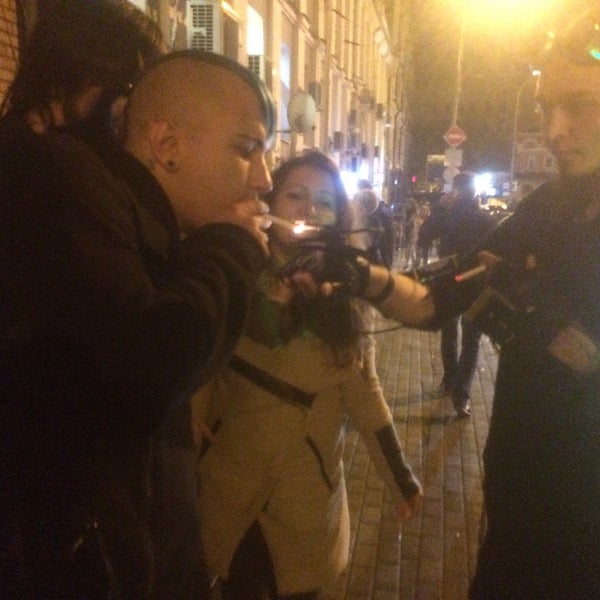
top-left (454, 264), bottom-right (487, 282)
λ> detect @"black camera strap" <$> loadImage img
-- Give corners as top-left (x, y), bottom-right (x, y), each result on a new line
top-left (228, 355), bottom-right (316, 410)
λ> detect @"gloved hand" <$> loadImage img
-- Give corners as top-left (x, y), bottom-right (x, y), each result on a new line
top-left (279, 230), bottom-right (371, 297)
top-left (410, 253), bottom-right (486, 328)
top-left (464, 261), bottom-right (566, 351)
top-left (478, 258), bottom-right (599, 373)
top-left (408, 254), bottom-right (462, 284)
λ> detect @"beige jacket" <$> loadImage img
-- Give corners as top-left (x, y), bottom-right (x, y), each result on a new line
top-left (194, 325), bottom-right (419, 594)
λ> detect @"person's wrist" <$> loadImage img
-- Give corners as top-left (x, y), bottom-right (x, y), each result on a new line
top-left (350, 255), bottom-right (371, 296)
top-left (363, 266), bottom-right (395, 304)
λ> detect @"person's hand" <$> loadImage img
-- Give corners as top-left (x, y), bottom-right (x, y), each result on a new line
top-left (474, 252), bottom-right (599, 372)
top-left (279, 239), bottom-right (370, 299)
top-left (192, 421), bottom-right (217, 448)
top-left (205, 198), bottom-right (270, 257)
top-left (396, 488), bottom-right (423, 522)
top-left (283, 270), bottom-right (334, 299)
top-left (477, 250), bottom-right (538, 277)
top-left (548, 324), bottom-right (599, 373)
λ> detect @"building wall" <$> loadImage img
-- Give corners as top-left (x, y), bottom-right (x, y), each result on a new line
top-left (178, 0), bottom-right (406, 193)
top-left (0, 0), bottom-right (18, 103)
top-left (513, 132), bottom-right (557, 203)
top-left (0, 0), bottom-right (409, 197)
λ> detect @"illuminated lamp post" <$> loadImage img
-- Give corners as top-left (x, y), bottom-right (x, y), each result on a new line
top-left (458, 0), bottom-right (556, 195)
top-left (509, 70), bottom-right (540, 202)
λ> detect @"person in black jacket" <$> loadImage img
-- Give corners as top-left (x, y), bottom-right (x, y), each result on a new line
top-left (418, 172), bottom-right (496, 416)
top-left (0, 4), bottom-right (273, 599)
top-left (107, 51), bottom-right (276, 600)
top-left (284, 10), bottom-right (600, 597)
top-left (352, 180), bottom-right (396, 268)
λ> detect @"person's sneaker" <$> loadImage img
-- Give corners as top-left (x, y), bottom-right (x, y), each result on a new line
top-left (453, 398), bottom-right (471, 418)
top-left (455, 405), bottom-right (472, 418)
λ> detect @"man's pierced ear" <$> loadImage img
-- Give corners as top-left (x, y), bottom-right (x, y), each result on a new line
top-left (148, 119), bottom-right (179, 172)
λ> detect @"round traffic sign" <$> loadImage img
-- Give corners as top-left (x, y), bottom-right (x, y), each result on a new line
top-left (443, 126), bottom-right (467, 147)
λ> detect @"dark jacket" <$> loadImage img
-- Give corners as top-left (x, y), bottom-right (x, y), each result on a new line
top-left (471, 173), bottom-right (600, 597)
top-left (0, 114), bottom-right (266, 598)
top-left (367, 202), bottom-right (395, 267)
top-left (418, 194), bottom-right (496, 260)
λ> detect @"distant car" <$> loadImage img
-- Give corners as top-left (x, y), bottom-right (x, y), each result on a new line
top-left (480, 196), bottom-right (508, 210)
top-left (485, 207), bottom-right (513, 223)
top-left (479, 197), bottom-right (511, 222)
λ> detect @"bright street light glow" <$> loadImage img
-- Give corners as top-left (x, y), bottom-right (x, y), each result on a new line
top-left (456, 0), bottom-right (563, 35)
top-left (474, 172), bottom-right (494, 196)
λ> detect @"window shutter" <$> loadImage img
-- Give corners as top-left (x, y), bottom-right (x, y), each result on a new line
top-left (187, 0), bottom-right (222, 53)
top-left (248, 54), bottom-right (265, 80)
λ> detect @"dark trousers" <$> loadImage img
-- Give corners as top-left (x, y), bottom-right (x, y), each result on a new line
top-left (2, 467), bottom-right (153, 600)
top-left (440, 316), bottom-right (482, 404)
top-left (220, 521), bottom-right (318, 600)
top-left (470, 521), bottom-right (600, 599)
top-left (152, 443), bottom-right (211, 600)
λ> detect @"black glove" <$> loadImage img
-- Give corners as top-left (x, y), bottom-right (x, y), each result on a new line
top-left (410, 254), bottom-right (485, 329)
top-left (464, 263), bottom-right (566, 351)
top-left (408, 254), bottom-right (464, 284)
top-left (279, 229), bottom-right (370, 297)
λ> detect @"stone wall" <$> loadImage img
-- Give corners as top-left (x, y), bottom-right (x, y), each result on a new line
top-left (0, 0), bottom-right (18, 103)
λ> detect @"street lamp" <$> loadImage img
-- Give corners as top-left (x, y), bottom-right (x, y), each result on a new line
top-left (451, 20), bottom-right (465, 128)
top-left (442, 20), bottom-right (465, 192)
top-left (509, 70), bottom-right (540, 202)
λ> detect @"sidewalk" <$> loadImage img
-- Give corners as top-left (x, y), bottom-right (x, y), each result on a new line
top-left (319, 319), bottom-right (498, 599)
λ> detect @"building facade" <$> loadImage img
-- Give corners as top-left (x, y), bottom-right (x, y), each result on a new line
top-left (512, 132), bottom-right (557, 203)
top-left (0, 0), bottom-right (18, 101)
top-left (0, 0), bottom-right (413, 200)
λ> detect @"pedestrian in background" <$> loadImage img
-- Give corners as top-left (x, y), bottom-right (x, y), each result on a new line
top-left (418, 172), bottom-right (496, 417)
top-left (402, 199), bottom-right (430, 268)
top-left (351, 179), bottom-right (396, 268)
top-left (194, 152), bottom-right (422, 600)
top-left (415, 201), bottom-right (433, 266)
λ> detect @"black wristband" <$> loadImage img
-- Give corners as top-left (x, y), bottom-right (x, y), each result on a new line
top-left (365, 269), bottom-right (395, 304)
top-left (349, 255), bottom-right (371, 296)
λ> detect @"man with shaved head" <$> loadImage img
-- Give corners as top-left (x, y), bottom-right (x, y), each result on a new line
top-left (2, 42), bottom-right (275, 600)
top-left (122, 51), bottom-right (274, 238)
top-left (111, 50), bottom-right (277, 600)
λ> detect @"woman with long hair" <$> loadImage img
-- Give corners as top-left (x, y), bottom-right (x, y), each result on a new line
top-left (194, 151), bottom-right (423, 600)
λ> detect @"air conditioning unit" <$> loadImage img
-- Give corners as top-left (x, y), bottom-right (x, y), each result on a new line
top-left (248, 55), bottom-right (265, 80)
top-left (187, 0), bottom-right (222, 53)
